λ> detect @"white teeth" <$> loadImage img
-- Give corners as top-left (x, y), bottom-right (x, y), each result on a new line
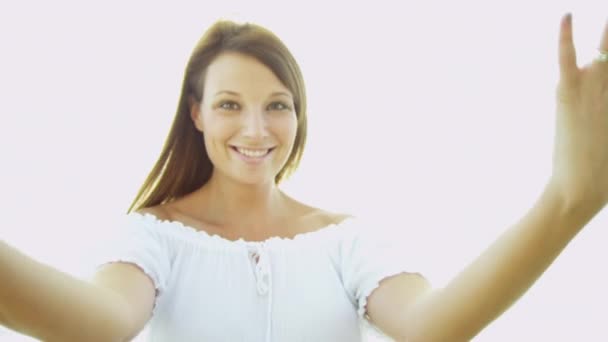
top-left (236, 147), bottom-right (270, 158)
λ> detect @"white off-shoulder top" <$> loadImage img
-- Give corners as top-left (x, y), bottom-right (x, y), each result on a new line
top-left (96, 212), bottom-right (421, 342)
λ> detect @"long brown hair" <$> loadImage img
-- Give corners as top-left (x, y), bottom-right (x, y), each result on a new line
top-left (128, 20), bottom-right (308, 213)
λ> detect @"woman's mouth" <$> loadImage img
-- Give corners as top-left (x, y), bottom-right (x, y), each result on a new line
top-left (230, 146), bottom-right (275, 163)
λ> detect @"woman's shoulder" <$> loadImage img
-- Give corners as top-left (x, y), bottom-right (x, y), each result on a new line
top-left (292, 206), bottom-right (355, 239)
top-left (134, 205), bottom-right (172, 221)
top-left (310, 209), bottom-right (353, 227)
top-left (131, 197), bottom-right (355, 241)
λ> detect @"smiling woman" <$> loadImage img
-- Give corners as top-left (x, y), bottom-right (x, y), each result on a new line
top-left (0, 19), bottom-right (428, 342)
top-left (128, 21), bottom-right (308, 211)
top-left (189, 52), bottom-right (298, 187)
top-left (1, 6), bottom-right (608, 342)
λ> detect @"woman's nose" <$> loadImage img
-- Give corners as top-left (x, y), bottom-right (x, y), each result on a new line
top-left (242, 110), bottom-right (269, 138)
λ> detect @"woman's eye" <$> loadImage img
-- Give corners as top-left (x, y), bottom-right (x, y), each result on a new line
top-left (219, 101), bottom-right (239, 110)
top-left (268, 102), bottom-right (291, 111)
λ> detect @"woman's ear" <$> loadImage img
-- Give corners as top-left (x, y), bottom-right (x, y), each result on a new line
top-left (189, 95), bottom-right (204, 132)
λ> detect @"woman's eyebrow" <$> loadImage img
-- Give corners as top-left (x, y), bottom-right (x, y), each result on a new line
top-left (214, 90), bottom-right (293, 99)
top-left (271, 91), bottom-right (293, 99)
top-left (214, 90), bottom-right (240, 97)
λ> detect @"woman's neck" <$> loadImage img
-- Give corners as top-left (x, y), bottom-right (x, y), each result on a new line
top-left (190, 173), bottom-right (291, 231)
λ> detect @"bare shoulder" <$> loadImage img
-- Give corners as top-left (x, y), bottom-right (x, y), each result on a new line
top-left (134, 204), bottom-right (172, 221)
top-left (327, 211), bottom-right (354, 225)
top-left (285, 194), bottom-right (353, 228)
top-left (306, 208), bottom-right (353, 227)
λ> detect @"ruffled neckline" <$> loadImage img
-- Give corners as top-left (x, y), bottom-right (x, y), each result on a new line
top-left (128, 212), bottom-right (356, 248)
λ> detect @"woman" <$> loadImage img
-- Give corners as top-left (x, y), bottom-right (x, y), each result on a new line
top-left (1, 13), bottom-right (607, 341)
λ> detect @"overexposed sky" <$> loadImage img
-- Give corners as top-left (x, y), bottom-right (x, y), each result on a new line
top-left (1, 0), bottom-right (607, 341)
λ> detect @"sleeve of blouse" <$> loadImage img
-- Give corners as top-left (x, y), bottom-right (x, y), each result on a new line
top-left (337, 216), bottom-right (427, 321)
top-left (92, 213), bottom-right (171, 306)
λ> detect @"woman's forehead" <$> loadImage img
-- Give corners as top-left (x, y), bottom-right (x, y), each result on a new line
top-left (204, 53), bottom-right (291, 97)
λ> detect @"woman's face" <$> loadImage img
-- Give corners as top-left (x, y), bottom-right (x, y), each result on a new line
top-left (192, 52), bottom-right (298, 186)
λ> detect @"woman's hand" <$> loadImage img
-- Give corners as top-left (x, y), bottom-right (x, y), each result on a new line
top-left (551, 13), bottom-right (608, 212)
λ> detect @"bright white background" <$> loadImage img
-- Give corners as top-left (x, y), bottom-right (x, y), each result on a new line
top-left (1, 0), bottom-right (607, 341)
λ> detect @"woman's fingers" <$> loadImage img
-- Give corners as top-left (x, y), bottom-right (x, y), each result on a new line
top-left (598, 18), bottom-right (608, 52)
top-left (558, 13), bottom-right (578, 83)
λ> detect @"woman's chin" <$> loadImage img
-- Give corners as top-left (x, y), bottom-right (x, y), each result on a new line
top-left (230, 173), bottom-right (277, 187)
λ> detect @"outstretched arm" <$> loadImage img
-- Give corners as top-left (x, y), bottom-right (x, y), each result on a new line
top-left (0, 240), bottom-right (150, 341)
top-left (366, 13), bottom-right (608, 341)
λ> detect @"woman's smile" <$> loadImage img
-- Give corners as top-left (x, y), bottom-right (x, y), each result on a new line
top-left (230, 145), bottom-right (276, 164)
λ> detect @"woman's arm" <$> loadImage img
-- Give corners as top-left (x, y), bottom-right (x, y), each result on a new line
top-left (400, 183), bottom-right (598, 341)
top-left (368, 13), bottom-right (608, 341)
top-left (0, 240), bottom-right (137, 341)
